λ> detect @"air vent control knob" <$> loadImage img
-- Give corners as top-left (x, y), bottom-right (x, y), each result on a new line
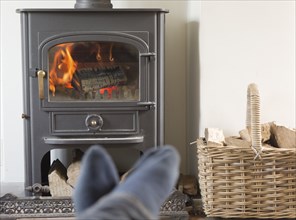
top-left (85, 114), bottom-right (103, 131)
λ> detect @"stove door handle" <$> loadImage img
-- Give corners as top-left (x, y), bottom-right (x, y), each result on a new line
top-left (37, 70), bottom-right (46, 100)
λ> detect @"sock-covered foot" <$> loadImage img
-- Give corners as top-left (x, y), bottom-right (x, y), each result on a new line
top-left (73, 145), bottom-right (119, 213)
top-left (114, 145), bottom-right (180, 217)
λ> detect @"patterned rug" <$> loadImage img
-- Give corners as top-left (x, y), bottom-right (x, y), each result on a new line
top-left (0, 193), bottom-right (189, 220)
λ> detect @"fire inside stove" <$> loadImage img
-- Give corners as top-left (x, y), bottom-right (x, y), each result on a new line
top-left (48, 41), bottom-right (139, 101)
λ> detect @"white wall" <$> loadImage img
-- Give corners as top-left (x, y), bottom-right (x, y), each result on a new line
top-left (0, 0), bottom-right (295, 183)
top-left (199, 1), bottom-right (295, 136)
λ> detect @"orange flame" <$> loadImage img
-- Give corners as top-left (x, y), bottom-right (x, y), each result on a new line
top-left (49, 43), bottom-right (77, 96)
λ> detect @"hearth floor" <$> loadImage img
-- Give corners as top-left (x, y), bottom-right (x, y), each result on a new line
top-left (16, 217), bottom-right (294, 220)
top-left (16, 216), bottom-right (207, 220)
top-left (2, 183), bottom-right (293, 220)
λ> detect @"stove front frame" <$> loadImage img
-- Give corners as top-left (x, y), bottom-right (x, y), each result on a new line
top-left (18, 8), bottom-right (167, 192)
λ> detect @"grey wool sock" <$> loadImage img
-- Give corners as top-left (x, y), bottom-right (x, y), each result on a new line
top-left (73, 145), bottom-right (119, 213)
top-left (114, 145), bottom-right (180, 217)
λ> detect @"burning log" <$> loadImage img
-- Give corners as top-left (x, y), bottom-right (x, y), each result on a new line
top-left (73, 65), bottom-right (127, 93)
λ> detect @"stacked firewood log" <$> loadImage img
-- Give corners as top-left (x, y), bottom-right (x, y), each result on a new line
top-left (204, 122), bottom-right (295, 149)
top-left (48, 150), bottom-right (83, 197)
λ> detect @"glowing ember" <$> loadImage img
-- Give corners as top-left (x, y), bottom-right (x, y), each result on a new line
top-left (100, 86), bottom-right (118, 99)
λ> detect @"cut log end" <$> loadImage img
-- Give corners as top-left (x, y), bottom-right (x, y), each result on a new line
top-left (48, 159), bottom-right (73, 197)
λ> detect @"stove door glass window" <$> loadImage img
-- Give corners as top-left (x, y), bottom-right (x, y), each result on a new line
top-left (48, 41), bottom-right (139, 102)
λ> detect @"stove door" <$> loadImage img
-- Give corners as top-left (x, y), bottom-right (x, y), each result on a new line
top-left (38, 32), bottom-right (153, 108)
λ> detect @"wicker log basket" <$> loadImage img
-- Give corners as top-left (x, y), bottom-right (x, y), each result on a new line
top-left (197, 83), bottom-right (296, 218)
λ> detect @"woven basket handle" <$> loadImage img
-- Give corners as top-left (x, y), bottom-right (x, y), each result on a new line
top-left (246, 83), bottom-right (262, 159)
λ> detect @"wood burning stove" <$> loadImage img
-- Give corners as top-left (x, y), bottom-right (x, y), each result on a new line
top-left (17, 0), bottom-right (167, 194)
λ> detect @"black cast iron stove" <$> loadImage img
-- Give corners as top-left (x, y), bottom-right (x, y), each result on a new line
top-left (17, 0), bottom-right (167, 194)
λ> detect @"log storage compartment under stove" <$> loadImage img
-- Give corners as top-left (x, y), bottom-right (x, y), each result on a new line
top-left (17, 0), bottom-right (167, 194)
